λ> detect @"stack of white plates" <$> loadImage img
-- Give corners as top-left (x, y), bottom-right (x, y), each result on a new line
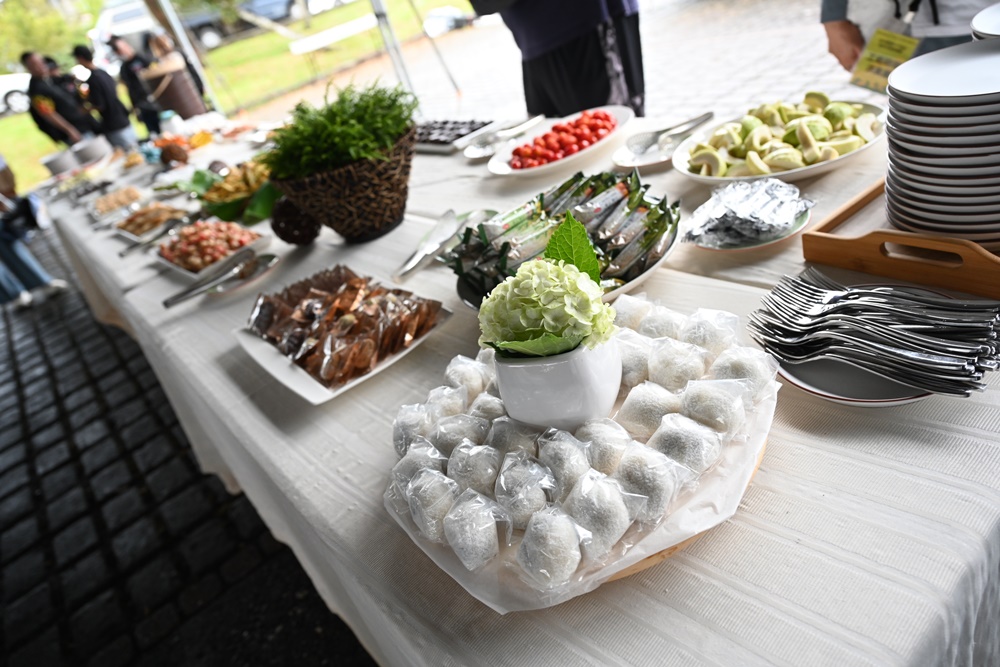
top-left (885, 39), bottom-right (1000, 249)
top-left (972, 3), bottom-right (1000, 40)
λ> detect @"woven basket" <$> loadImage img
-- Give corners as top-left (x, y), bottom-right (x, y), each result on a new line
top-left (271, 127), bottom-right (417, 243)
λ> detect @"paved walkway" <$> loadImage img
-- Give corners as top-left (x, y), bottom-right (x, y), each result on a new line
top-left (1, 231), bottom-right (376, 666)
top-left (2, 1), bottom-right (880, 664)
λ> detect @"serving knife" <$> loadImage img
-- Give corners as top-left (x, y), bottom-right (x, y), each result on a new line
top-left (392, 209), bottom-right (494, 283)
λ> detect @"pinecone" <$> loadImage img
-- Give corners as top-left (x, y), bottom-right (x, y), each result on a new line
top-left (270, 197), bottom-right (322, 245)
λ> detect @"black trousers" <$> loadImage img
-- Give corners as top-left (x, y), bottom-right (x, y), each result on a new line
top-left (521, 13), bottom-right (645, 118)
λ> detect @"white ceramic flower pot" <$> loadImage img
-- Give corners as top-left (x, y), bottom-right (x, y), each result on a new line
top-left (494, 341), bottom-right (622, 432)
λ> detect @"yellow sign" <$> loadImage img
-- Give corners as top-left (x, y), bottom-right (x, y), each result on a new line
top-left (851, 28), bottom-right (921, 94)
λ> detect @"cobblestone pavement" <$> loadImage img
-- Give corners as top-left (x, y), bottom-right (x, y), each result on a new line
top-left (3, 0), bottom-right (879, 664)
top-left (0, 232), bottom-right (376, 665)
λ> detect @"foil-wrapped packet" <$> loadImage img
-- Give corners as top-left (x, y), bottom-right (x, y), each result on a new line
top-left (682, 178), bottom-right (814, 249)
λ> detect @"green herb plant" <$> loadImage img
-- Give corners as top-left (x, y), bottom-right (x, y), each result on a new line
top-left (260, 83), bottom-right (419, 181)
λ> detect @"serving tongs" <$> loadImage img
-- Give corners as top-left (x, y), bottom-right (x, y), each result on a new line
top-left (462, 115), bottom-right (545, 160)
top-left (119, 216), bottom-right (191, 257)
top-left (624, 111), bottom-right (715, 155)
top-left (162, 247), bottom-right (276, 309)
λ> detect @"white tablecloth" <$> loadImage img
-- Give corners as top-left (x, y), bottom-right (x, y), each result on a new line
top-left (51, 131), bottom-right (1000, 667)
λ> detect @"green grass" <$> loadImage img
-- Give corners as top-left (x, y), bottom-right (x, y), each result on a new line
top-left (2, 0), bottom-right (466, 190)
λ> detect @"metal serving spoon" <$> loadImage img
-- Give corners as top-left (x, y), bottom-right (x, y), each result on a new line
top-left (625, 111), bottom-right (715, 155)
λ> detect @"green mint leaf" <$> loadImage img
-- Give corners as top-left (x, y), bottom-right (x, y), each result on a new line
top-left (190, 169), bottom-right (222, 196)
top-left (496, 333), bottom-right (583, 358)
top-left (544, 213), bottom-right (601, 284)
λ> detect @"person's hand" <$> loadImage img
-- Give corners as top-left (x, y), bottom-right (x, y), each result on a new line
top-left (67, 127), bottom-right (82, 144)
top-left (824, 20), bottom-right (866, 71)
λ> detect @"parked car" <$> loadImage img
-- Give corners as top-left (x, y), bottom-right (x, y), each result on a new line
top-left (0, 72), bottom-right (31, 115)
top-left (90, 0), bottom-right (323, 52)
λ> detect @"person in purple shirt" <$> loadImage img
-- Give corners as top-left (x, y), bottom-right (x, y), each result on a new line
top-left (473, 0), bottom-right (644, 117)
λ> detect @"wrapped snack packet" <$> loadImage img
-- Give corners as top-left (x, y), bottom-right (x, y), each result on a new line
top-left (563, 469), bottom-right (645, 562)
top-left (484, 417), bottom-right (541, 458)
top-left (537, 429), bottom-right (591, 503)
top-left (680, 309), bottom-right (741, 361)
top-left (612, 293), bottom-right (653, 331)
top-left (617, 329), bottom-right (654, 392)
top-left (647, 413), bottom-right (724, 475)
top-left (407, 469), bottom-right (461, 543)
top-left (444, 355), bottom-right (492, 401)
top-left (448, 441), bottom-right (503, 497)
top-left (613, 443), bottom-right (695, 523)
top-left (444, 489), bottom-right (512, 571)
top-left (637, 305), bottom-right (686, 340)
top-left (494, 452), bottom-right (555, 530)
top-left (647, 337), bottom-right (710, 392)
top-left (681, 379), bottom-right (750, 436)
top-left (576, 418), bottom-right (631, 476)
top-left (709, 346), bottom-right (779, 403)
top-left (573, 171), bottom-right (637, 228)
top-left (430, 414), bottom-right (491, 457)
top-left (391, 437), bottom-right (448, 490)
top-left (615, 381), bottom-right (683, 442)
top-left (393, 403), bottom-right (436, 457)
top-left (516, 506), bottom-right (591, 589)
top-left (426, 385), bottom-right (468, 418)
top-left (467, 393), bottom-right (506, 422)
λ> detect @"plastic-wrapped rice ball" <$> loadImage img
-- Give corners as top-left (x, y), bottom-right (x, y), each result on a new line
top-left (563, 470), bottom-right (634, 562)
top-left (617, 329), bottom-right (653, 391)
top-left (445, 355), bottom-right (492, 401)
top-left (613, 444), bottom-right (693, 523)
top-left (393, 403), bottom-right (435, 457)
top-left (391, 436), bottom-right (448, 486)
top-left (680, 309), bottom-right (740, 360)
top-left (637, 305), bottom-right (687, 340)
top-left (448, 441), bottom-right (503, 497)
top-left (612, 293), bottom-right (653, 330)
top-left (494, 453), bottom-right (555, 530)
top-left (407, 469), bottom-right (461, 543)
top-left (537, 429), bottom-right (591, 502)
top-left (647, 413), bottom-right (723, 474)
top-left (426, 385), bottom-right (468, 418)
top-left (484, 417), bottom-right (541, 458)
top-left (682, 379), bottom-right (747, 434)
top-left (444, 489), bottom-right (511, 571)
top-left (516, 507), bottom-right (585, 589)
top-left (647, 337), bottom-right (709, 392)
top-left (709, 346), bottom-right (778, 403)
top-left (576, 418), bottom-right (632, 475)
top-left (385, 437), bottom-right (449, 515)
top-left (615, 381), bottom-right (682, 442)
top-left (468, 393), bottom-right (506, 422)
top-left (430, 414), bottom-right (491, 456)
top-left (475, 347), bottom-right (497, 382)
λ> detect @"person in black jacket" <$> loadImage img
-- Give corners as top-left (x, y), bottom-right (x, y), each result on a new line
top-left (473, 0), bottom-right (644, 118)
top-left (72, 45), bottom-right (137, 150)
top-left (107, 35), bottom-right (162, 137)
top-left (20, 51), bottom-right (98, 146)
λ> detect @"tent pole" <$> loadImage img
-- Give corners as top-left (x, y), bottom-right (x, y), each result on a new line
top-left (368, 0), bottom-right (415, 96)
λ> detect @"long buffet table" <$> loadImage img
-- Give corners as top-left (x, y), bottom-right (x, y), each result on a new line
top-left (48, 124), bottom-right (1000, 667)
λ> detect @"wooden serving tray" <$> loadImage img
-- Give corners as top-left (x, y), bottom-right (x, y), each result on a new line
top-left (801, 177), bottom-right (1000, 299)
top-left (608, 440), bottom-right (767, 581)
